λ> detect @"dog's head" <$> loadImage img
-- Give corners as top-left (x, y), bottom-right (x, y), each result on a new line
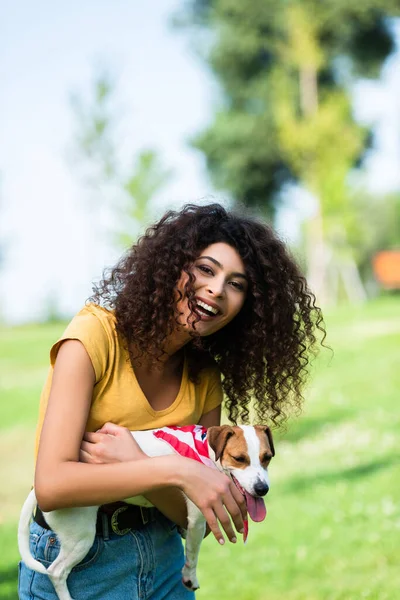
top-left (207, 425), bottom-right (275, 522)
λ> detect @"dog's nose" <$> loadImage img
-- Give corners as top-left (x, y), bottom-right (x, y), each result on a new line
top-left (254, 481), bottom-right (269, 497)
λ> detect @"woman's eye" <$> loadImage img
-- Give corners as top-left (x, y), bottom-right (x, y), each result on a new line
top-left (230, 281), bottom-right (244, 291)
top-left (197, 265), bottom-right (214, 275)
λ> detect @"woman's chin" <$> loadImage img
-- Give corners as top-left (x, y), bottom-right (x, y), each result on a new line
top-left (191, 317), bottom-right (223, 337)
top-left (177, 316), bottom-right (217, 337)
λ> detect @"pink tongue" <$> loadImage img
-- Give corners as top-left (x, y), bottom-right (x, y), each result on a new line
top-left (245, 492), bottom-right (267, 522)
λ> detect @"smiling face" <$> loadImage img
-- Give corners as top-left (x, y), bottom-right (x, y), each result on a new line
top-left (176, 242), bottom-right (248, 337)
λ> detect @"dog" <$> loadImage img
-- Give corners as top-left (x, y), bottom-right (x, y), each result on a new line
top-left (18, 424), bottom-right (274, 599)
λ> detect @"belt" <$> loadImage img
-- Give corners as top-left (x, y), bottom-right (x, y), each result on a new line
top-left (34, 502), bottom-right (156, 536)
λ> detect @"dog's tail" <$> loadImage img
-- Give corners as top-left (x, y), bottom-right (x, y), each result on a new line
top-left (18, 488), bottom-right (47, 574)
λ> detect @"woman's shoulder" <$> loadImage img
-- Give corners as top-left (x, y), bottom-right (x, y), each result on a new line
top-left (77, 302), bottom-right (115, 321)
top-left (55, 303), bottom-right (117, 350)
top-left (72, 303), bottom-right (117, 332)
top-left (49, 303), bottom-right (118, 379)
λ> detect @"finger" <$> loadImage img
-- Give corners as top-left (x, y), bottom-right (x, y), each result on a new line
top-left (96, 422), bottom-right (124, 435)
top-left (83, 432), bottom-right (106, 443)
top-left (202, 508), bottom-right (225, 545)
top-left (223, 493), bottom-right (245, 536)
top-left (229, 482), bottom-right (248, 523)
top-left (80, 440), bottom-right (94, 454)
top-left (213, 504), bottom-right (237, 543)
top-left (79, 449), bottom-right (94, 463)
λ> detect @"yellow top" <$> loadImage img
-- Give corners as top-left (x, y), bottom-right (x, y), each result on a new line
top-left (35, 304), bottom-right (223, 456)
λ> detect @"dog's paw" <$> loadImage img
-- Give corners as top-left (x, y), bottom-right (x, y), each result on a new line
top-left (182, 564), bottom-right (200, 591)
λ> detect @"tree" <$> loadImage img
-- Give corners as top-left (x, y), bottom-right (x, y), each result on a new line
top-left (178, 0), bottom-right (400, 301)
top-left (116, 150), bottom-right (172, 249)
top-left (69, 69), bottom-right (172, 249)
top-left (179, 1), bottom-right (399, 214)
top-left (268, 4), bottom-right (368, 302)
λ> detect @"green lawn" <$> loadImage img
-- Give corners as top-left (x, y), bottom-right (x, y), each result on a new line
top-left (1, 297), bottom-right (399, 599)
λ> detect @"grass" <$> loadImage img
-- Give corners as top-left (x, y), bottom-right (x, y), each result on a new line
top-left (1, 297), bottom-right (399, 599)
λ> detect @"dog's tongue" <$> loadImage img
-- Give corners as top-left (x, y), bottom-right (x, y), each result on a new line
top-left (245, 491), bottom-right (267, 522)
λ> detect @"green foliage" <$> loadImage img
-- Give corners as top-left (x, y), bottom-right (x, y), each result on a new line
top-left (0, 322), bottom-right (63, 430)
top-left (1, 298), bottom-right (400, 598)
top-left (346, 191), bottom-right (400, 280)
top-left (180, 0), bottom-right (400, 214)
top-left (117, 150), bottom-right (172, 249)
top-left (70, 69), bottom-right (172, 248)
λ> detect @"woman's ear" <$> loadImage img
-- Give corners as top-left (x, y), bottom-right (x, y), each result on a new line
top-left (207, 425), bottom-right (235, 461)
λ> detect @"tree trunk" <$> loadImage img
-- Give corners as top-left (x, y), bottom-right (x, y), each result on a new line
top-left (299, 65), bottom-right (328, 303)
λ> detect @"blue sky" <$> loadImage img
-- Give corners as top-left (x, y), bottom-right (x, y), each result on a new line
top-left (1, 2), bottom-right (399, 323)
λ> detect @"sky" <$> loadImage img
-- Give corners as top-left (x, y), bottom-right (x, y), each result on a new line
top-left (1, 2), bottom-right (400, 324)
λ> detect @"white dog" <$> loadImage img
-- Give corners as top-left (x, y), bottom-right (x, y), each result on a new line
top-left (18, 424), bottom-right (274, 600)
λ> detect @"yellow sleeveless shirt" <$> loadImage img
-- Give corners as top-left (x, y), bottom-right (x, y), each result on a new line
top-left (35, 304), bottom-right (223, 456)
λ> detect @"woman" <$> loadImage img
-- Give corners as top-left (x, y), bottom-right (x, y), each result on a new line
top-left (19, 203), bottom-right (324, 599)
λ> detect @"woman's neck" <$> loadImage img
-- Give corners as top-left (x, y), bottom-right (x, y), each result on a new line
top-left (129, 325), bottom-right (192, 373)
top-left (161, 326), bottom-right (192, 360)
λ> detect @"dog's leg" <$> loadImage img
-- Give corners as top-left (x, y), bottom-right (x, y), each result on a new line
top-left (47, 562), bottom-right (72, 600)
top-left (44, 507), bottom-right (98, 600)
top-left (46, 537), bottom-right (94, 600)
top-left (181, 499), bottom-right (206, 591)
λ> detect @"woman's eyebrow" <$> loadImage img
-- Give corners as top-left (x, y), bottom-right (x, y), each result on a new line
top-left (198, 255), bottom-right (248, 280)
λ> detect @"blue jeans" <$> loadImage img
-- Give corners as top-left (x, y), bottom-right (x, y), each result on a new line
top-left (19, 513), bottom-right (195, 600)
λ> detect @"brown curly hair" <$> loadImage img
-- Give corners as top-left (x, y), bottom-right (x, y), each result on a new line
top-left (90, 203), bottom-right (325, 427)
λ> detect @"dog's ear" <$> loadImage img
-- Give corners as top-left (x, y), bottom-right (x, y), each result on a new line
top-left (255, 425), bottom-right (275, 457)
top-left (207, 425), bottom-right (235, 461)
top-left (266, 426), bottom-right (275, 457)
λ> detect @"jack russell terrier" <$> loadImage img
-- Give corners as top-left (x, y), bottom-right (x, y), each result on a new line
top-left (19, 424), bottom-right (274, 599)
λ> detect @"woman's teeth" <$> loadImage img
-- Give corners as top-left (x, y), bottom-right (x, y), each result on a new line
top-left (197, 300), bottom-right (219, 316)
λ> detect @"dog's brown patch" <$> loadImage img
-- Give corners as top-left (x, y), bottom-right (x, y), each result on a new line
top-left (208, 425), bottom-right (250, 467)
top-left (220, 427), bottom-right (250, 470)
top-left (207, 425), bottom-right (235, 461)
top-left (254, 425), bottom-right (275, 465)
top-left (207, 425), bottom-right (275, 469)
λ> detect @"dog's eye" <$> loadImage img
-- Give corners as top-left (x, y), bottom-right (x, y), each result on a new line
top-left (262, 454), bottom-right (272, 462)
top-left (233, 455), bottom-right (246, 463)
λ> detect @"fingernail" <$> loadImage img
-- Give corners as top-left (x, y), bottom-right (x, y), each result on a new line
top-left (219, 538), bottom-right (225, 545)
top-left (238, 528), bottom-right (244, 534)
top-left (231, 537), bottom-right (237, 543)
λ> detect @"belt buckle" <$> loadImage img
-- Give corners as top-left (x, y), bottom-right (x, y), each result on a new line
top-left (111, 505), bottom-right (131, 535)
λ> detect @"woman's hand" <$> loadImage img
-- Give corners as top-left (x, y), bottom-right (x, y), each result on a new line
top-left (80, 422), bottom-right (146, 464)
top-left (177, 459), bottom-right (247, 545)
top-left (80, 423), bottom-right (247, 545)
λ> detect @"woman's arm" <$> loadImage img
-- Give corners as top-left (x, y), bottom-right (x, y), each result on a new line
top-left (143, 405), bottom-right (222, 527)
top-left (82, 423), bottom-right (189, 529)
top-left (35, 340), bottom-right (179, 510)
top-left (79, 406), bottom-right (223, 528)
top-left (35, 340), bottom-right (246, 544)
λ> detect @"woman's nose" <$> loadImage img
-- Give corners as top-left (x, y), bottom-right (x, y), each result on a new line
top-left (206, 280), bottom-right (224, 297)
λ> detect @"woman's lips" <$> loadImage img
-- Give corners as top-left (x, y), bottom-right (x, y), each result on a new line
top-left (192, 299), bottom-right (221, 321)
top-left (195, 307), bottom-right (219, 321)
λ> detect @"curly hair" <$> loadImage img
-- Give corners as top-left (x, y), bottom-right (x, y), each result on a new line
top-left (90, 203), bottom-right (325, 427)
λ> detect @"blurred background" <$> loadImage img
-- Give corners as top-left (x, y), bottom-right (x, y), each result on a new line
top-left (1, 1), bottom-right (399, 599)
